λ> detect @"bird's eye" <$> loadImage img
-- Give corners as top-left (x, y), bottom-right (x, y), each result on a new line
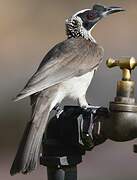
top-left (86, 11), bottom-right (97, 20)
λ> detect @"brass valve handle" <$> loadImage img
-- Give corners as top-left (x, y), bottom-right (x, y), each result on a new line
top-left (106, 57), bottom-right (137, 81)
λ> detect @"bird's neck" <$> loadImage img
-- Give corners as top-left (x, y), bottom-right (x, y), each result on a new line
top-left (65, 17), bottom-right (96, 43)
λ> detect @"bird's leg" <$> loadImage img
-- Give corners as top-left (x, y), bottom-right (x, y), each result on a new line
top-left (78, 95), bottom-right (89, 108)
top-left (78, 95), bottom-right (100, 113)
top-left (53, 103), bottom-right (63, 119)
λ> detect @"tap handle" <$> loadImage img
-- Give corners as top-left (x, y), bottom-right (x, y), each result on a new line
top-left (106, 57), bottom-right (137, 70)
top-left (106, 57), bottom-right (137, 80)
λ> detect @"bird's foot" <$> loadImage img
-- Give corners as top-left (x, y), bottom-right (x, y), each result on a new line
top-left (53, 103), bottom-right (63, 119)
top-left (82, 105), bottom-right (101, 114)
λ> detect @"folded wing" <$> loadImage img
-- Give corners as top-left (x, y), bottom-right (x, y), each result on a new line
top-left (15, 37), bottom-right (104, 101)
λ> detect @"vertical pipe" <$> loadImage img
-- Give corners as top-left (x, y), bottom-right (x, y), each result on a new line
top-left (47, 166), bottom-right (77, 180)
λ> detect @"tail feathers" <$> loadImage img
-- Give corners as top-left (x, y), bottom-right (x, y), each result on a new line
top-left (10, 91), bottom-right (55, 175)
top-left (10, 121), bottom-right (32, 175)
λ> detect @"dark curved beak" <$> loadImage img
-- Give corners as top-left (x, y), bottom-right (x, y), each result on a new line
top-left (102, 6), bottom-right (125, 17)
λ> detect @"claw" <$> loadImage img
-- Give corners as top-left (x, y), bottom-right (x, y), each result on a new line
top-left (53, 103), bottom-right (60, 111)
top-left (53, 104), bottom-right (63, 119)
top-left (82, 105), bottom-right (101, 114)
top-left (56, 109), bottom-right (64, 119)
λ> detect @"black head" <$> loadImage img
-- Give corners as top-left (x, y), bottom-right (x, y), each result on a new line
top-left (77, 4), bottom-right (125, 31)
top-left (66, 4), bottom-right (125, 40)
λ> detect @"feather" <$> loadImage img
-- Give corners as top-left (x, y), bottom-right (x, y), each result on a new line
top-left (10, 37), bottom-right (104, 175)
top-left (14, 37), bottom-right (104, 101)
top-left (10, 88), bottom-right (58, 175)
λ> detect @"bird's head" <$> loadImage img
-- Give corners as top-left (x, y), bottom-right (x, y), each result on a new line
top-left (66, 4), bottom-right (125, 41)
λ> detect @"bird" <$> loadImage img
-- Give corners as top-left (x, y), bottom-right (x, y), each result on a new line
top-left (10, 4), bottom-right (124, 175)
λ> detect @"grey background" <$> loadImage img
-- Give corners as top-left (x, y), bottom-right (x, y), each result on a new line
top-left (1, 0), bottom-right (137, 180)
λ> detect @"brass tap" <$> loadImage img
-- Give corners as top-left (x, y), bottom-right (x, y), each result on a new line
top-left (106, 57), bottom-right (137, 110)
top-left (103, 57), bottom-right (137, 142)
top-left (106, 57), bottom-right (137, 81)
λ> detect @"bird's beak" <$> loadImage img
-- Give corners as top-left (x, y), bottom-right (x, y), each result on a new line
top-left (102, 6), bottom-right (125, 17)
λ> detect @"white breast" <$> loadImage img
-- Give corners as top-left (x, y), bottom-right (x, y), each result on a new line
top-left (59, 71), bottom-right (95, 100)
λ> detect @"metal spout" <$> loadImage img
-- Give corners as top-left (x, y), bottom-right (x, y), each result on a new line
top-left (104, 57), bottom-right (137, 141)
top-left (110, 80), bottom-right (137, 112)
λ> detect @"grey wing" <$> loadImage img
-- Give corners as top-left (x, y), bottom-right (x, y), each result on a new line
top-left (15, 38), bottom-right (104, 101)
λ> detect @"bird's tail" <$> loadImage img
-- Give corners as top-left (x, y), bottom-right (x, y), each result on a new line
top-left (10, 89), bottom-right (57, 175)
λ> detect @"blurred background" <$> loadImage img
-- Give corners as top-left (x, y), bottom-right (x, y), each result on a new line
top-left (1, 0), bottom-right (137, 179)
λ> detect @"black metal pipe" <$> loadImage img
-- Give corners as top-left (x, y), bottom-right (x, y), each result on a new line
top-left (47, 166), bottom-right (77, 180)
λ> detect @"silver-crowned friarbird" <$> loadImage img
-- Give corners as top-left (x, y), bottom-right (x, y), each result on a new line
top-left (10, 4), bottom-right (124, 175)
